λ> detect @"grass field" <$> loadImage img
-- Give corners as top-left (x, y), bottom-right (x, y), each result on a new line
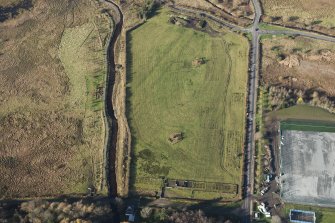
top-left (258, 23), bottom-right (292, 31)
top-left (271, 105), bottom-right (335, 122)
top-left (126, 9), bottom-right (249, 199)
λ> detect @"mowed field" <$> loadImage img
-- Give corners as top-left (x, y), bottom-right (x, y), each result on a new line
top-left (126, 9), bottom-right (249, 199)
top-left (0, 0), bottom-right (111, 197)
top-left (261, 0), bottom-right (335, 27)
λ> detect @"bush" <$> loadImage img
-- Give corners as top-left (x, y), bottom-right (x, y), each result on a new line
top-left (138, 0), bottom-right (159, 20)
top-left (1, 199), bottom-right (114, 223)
top-left (168, 209), bottom-right (213, 223)
top-left (266, 86), bottom-right (335, 113)
top-left (140, 207), bottom-right (153, 219)
top-left (197, 19), bottom-right (207, 29)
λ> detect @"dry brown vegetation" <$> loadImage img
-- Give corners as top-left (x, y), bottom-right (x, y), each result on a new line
top-left (262, 36), bottom-right (335, 97)
top-left (261, 36), bottom-right (335, 112)
top-left (0, 0), bottom-right (22, 7)
top-left (0, 0), bottom-right (111, 198)
top-left (0, 199), bottom-right (113, 223)
top-left (174, 0), bottom-right (253, 26)
top-left (139, 207), bottom-right (237, 223)
top-left (261, 0), bottom-right (335, 35)
top-left (207, 0), bottom-right (254, 18)
top-left (117, 0), bottom-right (253, 28)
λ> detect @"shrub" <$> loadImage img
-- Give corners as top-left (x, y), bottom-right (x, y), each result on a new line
top-left (16, 199), bottom-right (113, 223)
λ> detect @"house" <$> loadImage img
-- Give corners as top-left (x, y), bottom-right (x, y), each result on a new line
top-left (257, 203), bottom-right (271, 218)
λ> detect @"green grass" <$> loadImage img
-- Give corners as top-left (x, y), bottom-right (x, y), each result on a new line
top-left (272, 105), bottom-right (335, 132)
top-left (165, 188), bottom-right (193, 198)
top-left (164, 188), bottom-right (237, 200)
top-left (272, 105), bottom-right (335, 121)
top-left (283, 203), bottom-right (335, 223)
top-left (280, 120), bottom-right (335, 132)
top-left (58, 16), bottom-right (111, 193)
top-left (59, 22), bottom-right (107, 111)
top-left (258, 23), bottom-right (291, 31)
top-left (260, 33), bottom-right (289, 40)
top-left (127, 9), bottom-right (249, 197)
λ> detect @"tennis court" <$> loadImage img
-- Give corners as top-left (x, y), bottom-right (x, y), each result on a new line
top-left (279, 121), bottom-right (335, 206)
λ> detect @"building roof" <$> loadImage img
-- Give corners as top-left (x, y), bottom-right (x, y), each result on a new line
top-left (290, 209), bottom-right (315, 223)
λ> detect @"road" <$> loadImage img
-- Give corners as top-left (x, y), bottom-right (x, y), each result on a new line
top-left (241, 0), bottom-right (262, 222)
top-left (261, 29), bottom-right (335, 43)
top-left (170, 4), bottom-right (248, 32)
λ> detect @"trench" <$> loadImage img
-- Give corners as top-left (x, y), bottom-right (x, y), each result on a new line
top-left (104, 1), bottom-right (123, 199)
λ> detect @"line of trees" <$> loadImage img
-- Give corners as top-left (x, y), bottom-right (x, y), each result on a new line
top-left (0, 199), bottom-right (114, 223)
top-left (140, 207), bottom-right (235, 223)
top-left (267, 85), bottom-right (335, 113)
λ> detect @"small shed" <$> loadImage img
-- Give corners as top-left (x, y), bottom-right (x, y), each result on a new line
top-left (290, 209), bottom-right (316, 223)
top-left (167, 180), bottom-right (177, 188)
top-left (125, 206), bottom-right (135, 222)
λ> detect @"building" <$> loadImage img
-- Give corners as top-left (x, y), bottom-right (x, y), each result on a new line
top-left (125, 206), bottom-right (135, 222)
top-left (290, 209), bottom-right (316, 223)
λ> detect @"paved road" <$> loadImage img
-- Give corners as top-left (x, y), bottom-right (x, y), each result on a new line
top-left (170, 5), bottom-right (245, 31)
top-left (241, 0), bottom-right (262, 222)
top-left (261, 29), bottom-right (335, 43)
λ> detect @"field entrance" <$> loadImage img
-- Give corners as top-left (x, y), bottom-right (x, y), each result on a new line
top-left (126, 9), bottom-right (249, 200)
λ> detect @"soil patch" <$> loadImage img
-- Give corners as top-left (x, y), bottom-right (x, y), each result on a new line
top-left (262, 36), bottom-right (335, 97)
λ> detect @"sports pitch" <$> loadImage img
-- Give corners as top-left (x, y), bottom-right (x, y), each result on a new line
top-left (126, 9), bottom-right (249, 199)
top-left (280, 121), bottom-right (335, 206)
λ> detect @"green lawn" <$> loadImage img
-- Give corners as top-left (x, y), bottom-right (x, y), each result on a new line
top-left (126, 9), bottom-right (249, 198)
top-left (258, 22), bottom-right (292, 31)
top-left (271, 105), bottom-right (335, 121)
top-left (270, 104), bottom-right (335, 132)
